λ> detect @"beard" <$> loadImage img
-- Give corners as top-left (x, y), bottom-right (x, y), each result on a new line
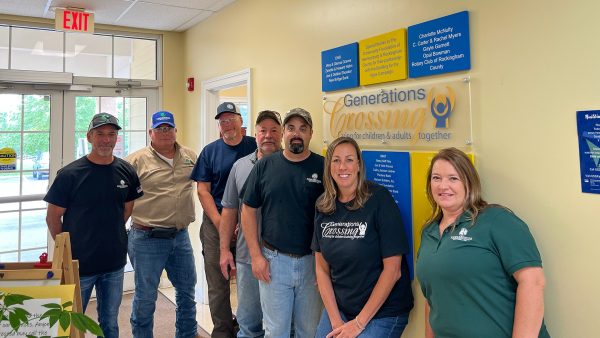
top-left (288, 138), bottom-right (305, 154)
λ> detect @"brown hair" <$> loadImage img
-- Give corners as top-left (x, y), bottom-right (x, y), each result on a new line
top-left (425, 147), bottom-right (488, 227)
top-left (316, 137), bottom-right (371, 215)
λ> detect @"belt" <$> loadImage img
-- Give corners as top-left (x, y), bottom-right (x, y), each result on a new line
top-left (262, 241), bottom-right (306, 259)
top-left (132, 223), bottom-right (154, 231)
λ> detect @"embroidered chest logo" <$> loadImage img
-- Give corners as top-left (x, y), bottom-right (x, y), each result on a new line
top-left (321, 221), bottom-right (367, 240)
top-left (116, 179), bottom-right (129, 189)
top-left (306, 173), bottom-right (322, 184)
top-left (450, 227), bottom-right (472, 242)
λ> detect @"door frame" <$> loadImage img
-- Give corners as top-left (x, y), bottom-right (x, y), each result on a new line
top-left (0, 84), bottom-right (63, 262)
top-left (62, 86), bottom-right (158, 291)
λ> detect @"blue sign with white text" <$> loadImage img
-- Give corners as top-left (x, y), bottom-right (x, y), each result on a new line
top-left (362, 150), bottom-right (414, 279)
top-left (321, 43), bottom-right (359, 92)
top-left (576, 110), bottom-right (600, 194)
top-left (408, 11), bottom-right (471, 78)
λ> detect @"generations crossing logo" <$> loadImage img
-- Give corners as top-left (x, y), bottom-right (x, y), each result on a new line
top-left (322, 79), bottom-right (469, 147)
top-left (428, 86), bottom-right (455, 128)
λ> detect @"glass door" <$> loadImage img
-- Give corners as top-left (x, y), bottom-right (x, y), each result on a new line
top-left (64, 87), bottom-right (158, 291)
top-left (0, 85), bottom-right (62, 262)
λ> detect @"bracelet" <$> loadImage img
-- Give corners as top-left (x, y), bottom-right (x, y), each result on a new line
top-left (355, 317), bottom-right (365, 331)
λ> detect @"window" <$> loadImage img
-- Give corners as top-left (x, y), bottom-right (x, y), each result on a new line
top-left (0, 25), bottom-right (8, 69)
top-left (11, 27), bottom-right (64, 72)
top-left (0, 24), bottom-right (158, 80)
top-left (65, 32), bottom-right (113, 77)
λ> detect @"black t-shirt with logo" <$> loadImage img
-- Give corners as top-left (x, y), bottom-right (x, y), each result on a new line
top-left (243, 151), bottom-right (324, 256)
top-left (312, 182), bottom-right (413, 319)
top-left (44, 156), bottom-right (143, 276)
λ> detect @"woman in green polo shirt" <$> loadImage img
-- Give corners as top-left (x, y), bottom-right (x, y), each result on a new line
top-left (416, 147), bottom-right (551, 338)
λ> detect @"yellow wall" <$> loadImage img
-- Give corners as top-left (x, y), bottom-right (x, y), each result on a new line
top-left (182, 0), bottom-right (600, 337)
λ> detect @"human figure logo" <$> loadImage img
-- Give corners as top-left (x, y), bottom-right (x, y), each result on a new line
top-left (427, 86), bottom-right (455, 128)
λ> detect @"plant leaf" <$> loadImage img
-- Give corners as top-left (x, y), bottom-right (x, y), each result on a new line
top-left (48, 313), bottom-right (59, 329)
top-left (70, 313), bottom-right (86, 332)
top-left (42, 303), bottom-right (62, 309)
top-left (4, 294), bottom-right (33, 307)
top-left (13, 307), bottom-right (30, 323)
top-left (58, 312), bottom-right (70, 331)
top-left (61, 301), bottom-right (73, 309)
top-left (40, 308), bottom-right (62, 321)
top-left (71, 312), bottom-right (104, 336)
top-left (9, 311), bottom-right (21, 331)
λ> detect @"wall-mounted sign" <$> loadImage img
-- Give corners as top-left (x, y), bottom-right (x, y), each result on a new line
top-left (55, 8), bottom-right (94, 33)
top-left (322, 78), bottom-right (472, 149)
top-left (362, 150), bottom-right (414, 278)
top-left (321, 43), bottom-right (359, 92)
top-left (0, 147), bottom-right (17, 171)
top-left (576, 110), bottom-right (600, 194)
top-left (408, 11), bottom-right (470, 78)
top-left (359, 29), bottom-right (407, 86)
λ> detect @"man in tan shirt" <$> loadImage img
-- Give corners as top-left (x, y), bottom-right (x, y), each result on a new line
top-left (126, 111), bottom-right (199, 338)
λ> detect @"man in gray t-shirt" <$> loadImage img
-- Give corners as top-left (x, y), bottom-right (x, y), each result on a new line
top-left (219, 110), bottom-right (282, 338)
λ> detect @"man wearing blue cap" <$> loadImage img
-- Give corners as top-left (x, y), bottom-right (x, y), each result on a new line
top-left (126, 111), bottom-right (199, 338)
top-left (191, 102), bottom-right (257, 338)
top-left (45, 113), bottom-right (144, 338)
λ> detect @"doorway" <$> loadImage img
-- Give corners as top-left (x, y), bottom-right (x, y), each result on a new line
top-left (0, 84), bottom-right (157, 291)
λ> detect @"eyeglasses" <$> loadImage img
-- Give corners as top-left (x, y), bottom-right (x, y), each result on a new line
top-left (218, 117), bottom-right (239, 125)
top-left (153, 126), bottom-right (174, 133)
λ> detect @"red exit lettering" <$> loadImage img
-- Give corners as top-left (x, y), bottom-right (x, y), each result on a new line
top-left (62, 10), bottom-right (90, 32)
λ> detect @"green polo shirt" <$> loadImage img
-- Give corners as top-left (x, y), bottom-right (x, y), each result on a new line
top-left (416, 206), bottom-right (550, 338)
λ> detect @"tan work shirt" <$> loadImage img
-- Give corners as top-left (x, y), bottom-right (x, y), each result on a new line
top-left (126, 143), bottom-right (197, 230)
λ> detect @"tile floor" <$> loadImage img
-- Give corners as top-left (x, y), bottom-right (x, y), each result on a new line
top-left (160, 278), bottom-right (238, 335)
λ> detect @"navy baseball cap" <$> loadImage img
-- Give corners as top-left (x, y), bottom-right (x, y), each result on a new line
top-left (215, 102), bottom-right (240, 119)
top-left (152, 111), bottom-right (176, 128)
top-left (88, 113), bottom-right (122, 132)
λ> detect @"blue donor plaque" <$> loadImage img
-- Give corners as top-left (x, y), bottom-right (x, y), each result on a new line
top-left (362, 150), bottom-right (414, 279)
top-left (408, 11), bottom-right (471, 78)
top-left (322, 42), bottom-right (359, 92)
top-left (576, 110), bottom-right (600, 194)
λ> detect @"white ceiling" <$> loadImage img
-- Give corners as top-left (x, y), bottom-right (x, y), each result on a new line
top-left (0, 0), bottom-right (236, 32)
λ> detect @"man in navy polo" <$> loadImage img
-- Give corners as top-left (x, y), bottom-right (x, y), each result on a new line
top-left (191, 102), bottom-right (257, 338)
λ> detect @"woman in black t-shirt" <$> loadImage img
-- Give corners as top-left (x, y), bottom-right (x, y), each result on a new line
top-left (312, 137), bottom-right (413, 338)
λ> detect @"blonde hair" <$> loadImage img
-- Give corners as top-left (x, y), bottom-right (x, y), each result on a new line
top-left (316, 137), bottom-right (371, 215)
top-left (425, 147), bottom-right (488, 227)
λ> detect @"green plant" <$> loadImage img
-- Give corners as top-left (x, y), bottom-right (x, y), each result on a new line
top-left (0, 291), bottom-right (103, 338)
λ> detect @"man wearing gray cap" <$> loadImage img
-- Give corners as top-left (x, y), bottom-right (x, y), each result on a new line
top-left (45, 113), bottom-right (143, 338)
top-left (191, 102), bottom-right (257, 337)
top-left (242, 108), bottom-right (324, 338)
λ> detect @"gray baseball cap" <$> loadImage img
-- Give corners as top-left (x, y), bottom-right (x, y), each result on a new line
top-left (283, 108), bottom-right (312, 127)
top-left (88, 113), bottom-right (122, 131)
top-left (215, 102), bottom-right (240, 119)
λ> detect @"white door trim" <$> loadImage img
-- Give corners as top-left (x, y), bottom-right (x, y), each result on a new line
top-left (200, 68), bottom-right (252, 149)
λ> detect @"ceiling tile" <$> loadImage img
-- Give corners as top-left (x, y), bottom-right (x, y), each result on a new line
top-left (116, 1), bottom-right (205, 31)
top-left (138, 0), bottom-right (220, 10)
top-left (0, 0), bottom-right (51, 18)
top-left (175, 10), bottom-right (212, 31)
top-left (207, 0), bottom-right (235, 12)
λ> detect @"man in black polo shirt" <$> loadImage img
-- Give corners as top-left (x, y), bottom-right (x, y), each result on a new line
top-left (242, 108), bottom-right (324, 338)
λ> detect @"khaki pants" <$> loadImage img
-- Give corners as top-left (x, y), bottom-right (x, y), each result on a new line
top-left (200, 213), bottom-right (235, 338)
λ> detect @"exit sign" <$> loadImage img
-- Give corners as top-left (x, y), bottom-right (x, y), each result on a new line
top-left (55, 8), bottom-right (94, 33)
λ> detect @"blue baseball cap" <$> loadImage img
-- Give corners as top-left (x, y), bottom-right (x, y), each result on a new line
top-left (152, 111), bottom-right (176, 128)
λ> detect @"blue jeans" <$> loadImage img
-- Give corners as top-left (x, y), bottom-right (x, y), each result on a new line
top-left (314, 309), bottom-right (409, 338)
top-left (236, 262), bottom-right (264, 338)
top-left (128, 228), bottom-right (198, 338)
top-left (259, 246), bottom-right (322, 338)
top-left (80, 267), bottom-right (124, 338)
